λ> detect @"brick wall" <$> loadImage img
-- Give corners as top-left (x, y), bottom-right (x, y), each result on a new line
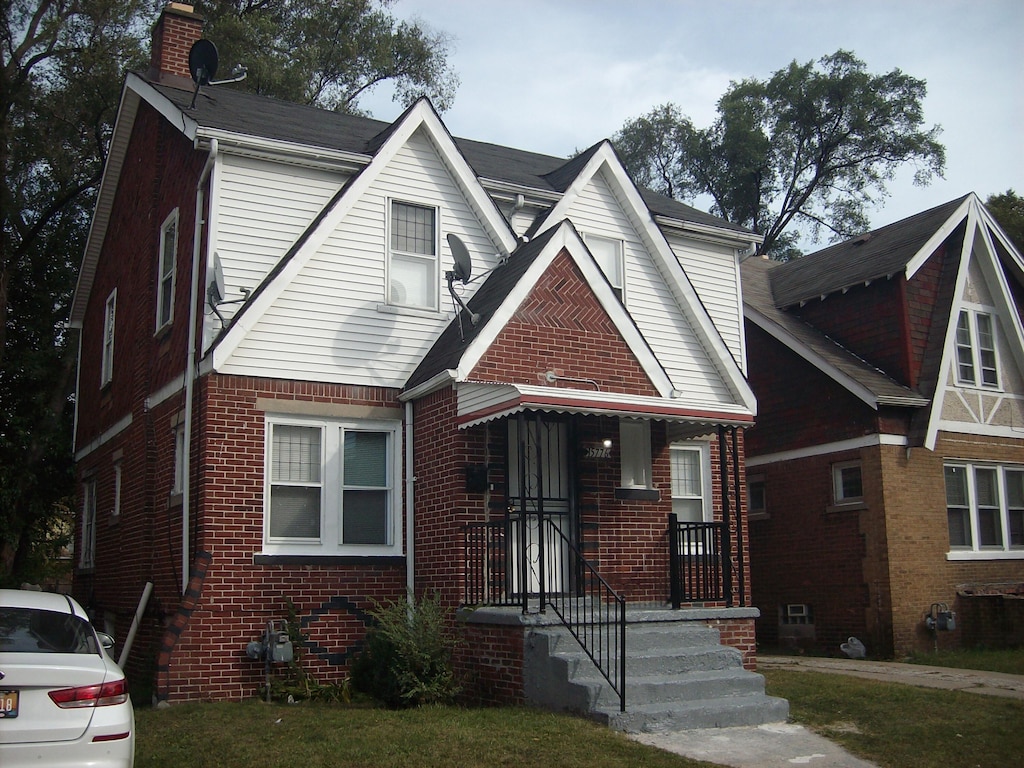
top-left (744, 324), bottom-right (884, 458)
top-left (748, 447), bottom-right (877, 654)
top-left (791, 276), bottom-right (911, 386)
top-left (882, 436), bottom-right (1024, 655)
top-left (453, 623), bottom-right (526, 705)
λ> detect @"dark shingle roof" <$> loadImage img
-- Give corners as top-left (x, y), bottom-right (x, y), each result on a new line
top-left (743, 257), bottom-right (927, 407)
top-left (769, 195), bottom-right (970, 308)
top-left (152, 81), bottom-right (751, 234)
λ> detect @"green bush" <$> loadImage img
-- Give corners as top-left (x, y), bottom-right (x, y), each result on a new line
top-left (351, 593), bottom-right (461, 708)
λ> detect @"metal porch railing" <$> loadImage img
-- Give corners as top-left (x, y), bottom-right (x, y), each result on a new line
top-left (668, 515), bottom-right (734, 608)
top-left (462, 518), bottom-right (626, 712)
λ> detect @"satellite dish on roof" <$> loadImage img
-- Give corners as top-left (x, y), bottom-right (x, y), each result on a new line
top-left (445, 234), bottom-right (480, 339)
top-left (186, 39), bottom-right (247, 109)
top-left (447, 233), bottom-right (473, 283)
top-left (189, 40), bottom-right (219, 85)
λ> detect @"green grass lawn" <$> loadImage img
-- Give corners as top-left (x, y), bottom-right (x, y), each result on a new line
top-left (134, 666), bottom-right (1024, 768)
top-left (904, 646), bottom-right (1024, 675)
top-left (134, 702), bottom-right (717, 768)
top-left (763, 669), bottom-right (1024, 768)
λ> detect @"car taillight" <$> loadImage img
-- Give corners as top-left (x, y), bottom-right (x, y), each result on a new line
top-left (48, 678), bottom-right (129, 708)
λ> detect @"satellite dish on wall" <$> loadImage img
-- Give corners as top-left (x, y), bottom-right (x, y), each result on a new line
top-left (447, 233), bottom-right (473, 283)
top-left (189, 39), bottom-right (219, 85)
top-left (208, 252), bottom-right (226, 306)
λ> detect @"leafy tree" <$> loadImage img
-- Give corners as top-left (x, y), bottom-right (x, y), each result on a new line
top-left (1, 0), bottom-right (149, 584)
top-left (615, 51), bottom-right (946, 259)
top-left (0, 0), bottom-right (457, 583)
top-left (200, 0), bottom-right (458, 113)
top-left (986, 190), bottom-right (1024, 252)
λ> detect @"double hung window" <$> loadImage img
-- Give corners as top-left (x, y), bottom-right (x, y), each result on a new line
top-left (265, 416), bottom-right (400, 556)
top-left (389, 201), bottom-right (437, 310)
top-left (670, 443), bottom-right (710, 523)
top-left (955, 309), bottom-right (999, 388)
top-left (101, 290), bottom-right (116, 387)
top-left (945, 462), bottom-right (1024, 555)
top-left (156, 210), bottom-right (178, 331)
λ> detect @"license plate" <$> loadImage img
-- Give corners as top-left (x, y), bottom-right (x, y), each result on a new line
top-left (0, 690), bottom-right (18, 718)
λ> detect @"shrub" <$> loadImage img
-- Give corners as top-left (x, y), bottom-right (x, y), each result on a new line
top-left (351, 592), bottom-right (461, 708)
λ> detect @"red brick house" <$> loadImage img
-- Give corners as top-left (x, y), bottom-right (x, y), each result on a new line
top-left (743, 194), bottom-right (1024, 657)
top-left (68, 4), bottom-right (786, 728)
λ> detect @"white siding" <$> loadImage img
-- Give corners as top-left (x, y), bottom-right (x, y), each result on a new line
top-left (667, 233), bottom-right (744, 367)
top-left (560, 170), bottom-right (734, 406)
top-left (214, 154), bottom-right (346, 318)
top-left (221, 129), bottom-right (502, 387)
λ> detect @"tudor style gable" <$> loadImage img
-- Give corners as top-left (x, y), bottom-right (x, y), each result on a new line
top-left (925, 197), bottom-right (1024, 447)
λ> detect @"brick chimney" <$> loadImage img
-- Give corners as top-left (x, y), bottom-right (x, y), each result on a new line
top-left (147, 2), bottom-right (205, 88)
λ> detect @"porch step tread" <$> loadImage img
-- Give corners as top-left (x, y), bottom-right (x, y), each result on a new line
top-left (596, 694), bottom-right (791, 733)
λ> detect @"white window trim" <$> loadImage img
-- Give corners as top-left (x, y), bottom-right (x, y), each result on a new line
top-left (156, 209), bottom-right (178, 332)
top-left (101, 289), bottom-right (116, 387)
top-left (945, 461), bottom-right (1024, 559)
top-left (80, 478), bottom-right (97, 569)
top-left (583, 233), bottom-right (625, 301)
top-left (831, 460), bottom-right (863, 506)
top-left (670, 441), bottom-right (712, 523)
top-left (619, 420), bottom-right (652, 489)
top-left (955, 307), bottom-right (1001, 390)
top-left (387, 198), bottom-right (439, 311)
top-left (262, 414), bottom-right (403, 557)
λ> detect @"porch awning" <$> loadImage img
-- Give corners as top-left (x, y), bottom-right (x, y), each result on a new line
top-left (456, 382), bottom-right (755, 430)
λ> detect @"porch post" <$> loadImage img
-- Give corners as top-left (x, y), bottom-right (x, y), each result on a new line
top-left (534, 412), bottom-right (547, 613)
top-left (731, 427), bottom-right (746, 607)
top-left (516, 412), bottom-right (529, 614)
top-left (718, 426), bottom-right (733, 607)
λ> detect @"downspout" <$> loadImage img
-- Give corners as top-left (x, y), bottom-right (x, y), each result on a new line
top-left (182, 138), bottom-right (218, 593)
top-left (405, 400), bottom-right (415, 604)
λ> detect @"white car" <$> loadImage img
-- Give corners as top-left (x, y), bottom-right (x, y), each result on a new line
top-left (0, 589), bottom-right (135, 767)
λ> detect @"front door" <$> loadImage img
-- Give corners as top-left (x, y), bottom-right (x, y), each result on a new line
top-left (507, 414), bottom-right (574, 597)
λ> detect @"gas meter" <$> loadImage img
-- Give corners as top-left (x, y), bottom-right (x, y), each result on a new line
top-left (245, 620), bottom-right (293, 663)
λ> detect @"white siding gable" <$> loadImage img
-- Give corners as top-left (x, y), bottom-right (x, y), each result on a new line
top-left (218, 129), bottom-right (504, 387)
top-left (205, 154), bottom-right (347, 344)
top-left (559, 169), bottom-right (736, 407)
top-left (667, 233), bottom-right (744, 369)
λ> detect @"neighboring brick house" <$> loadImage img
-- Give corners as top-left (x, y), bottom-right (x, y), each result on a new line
top-left (68, 4), bottom-right (767, 712)
top-left (743, 194), bottom-right (1024, 657)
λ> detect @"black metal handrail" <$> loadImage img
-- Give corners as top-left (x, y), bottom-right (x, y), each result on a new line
top-left (462, 518), bottom-right (626, 712)
top-left (668, 515), bottom-right (732, 608)
top-left (542, 518), bottom-right (626, 713)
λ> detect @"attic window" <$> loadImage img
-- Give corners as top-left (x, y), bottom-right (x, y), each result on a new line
top-left (389, 201), bottom-right (438, 310)
top-left (955, 310), bottom-right (999, 389)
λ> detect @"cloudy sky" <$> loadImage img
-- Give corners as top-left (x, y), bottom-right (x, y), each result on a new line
top-left (362, 0), bottom-right (1022, 244)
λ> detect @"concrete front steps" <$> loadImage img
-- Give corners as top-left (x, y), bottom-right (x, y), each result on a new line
top-left (524, 608), bottom-right (788, 733)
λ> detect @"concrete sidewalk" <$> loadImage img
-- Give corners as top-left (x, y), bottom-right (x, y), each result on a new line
top-left (630, 656), bottom-right (1024, 767)
top-left (758, 654), bottom-right (1024, 700)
